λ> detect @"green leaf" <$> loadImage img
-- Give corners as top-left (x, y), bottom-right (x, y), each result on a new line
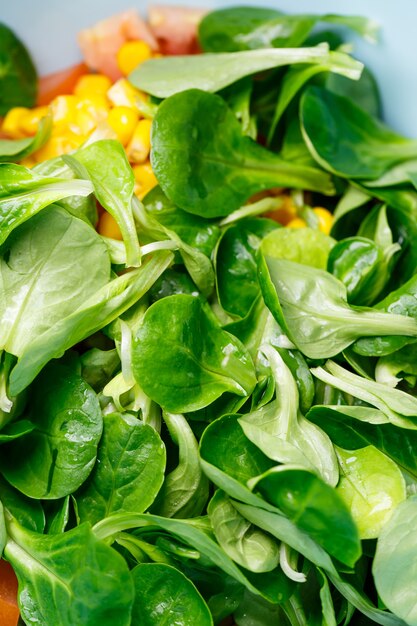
top-left (0, 23), bottom-right (37, 114)
top-left (131, 563), bottom-right (213, 626)
top-left (0, 420), bottom-right (35, 443)
top-left (198, 8), bottom-right (378, 53)
top-left (0, 116), bottom-right (52, 162)
top-left (130, 45), bottom-right (353, 98)
top-left (0, 363), bottom-right (102, 499)
top-left (132, 295), bottom-right (256, 413)
top-left (0, 206), bottom-right (110, 359)
top-left (252, 466), bottom-right (361, 568)
top-left (238, 345), bottom-right (338, 485)
top-left (268, 52), bottom-right (363, 144)
top-left (260, 256), bottom-right (417, 359)
top-left (66, 140), bottom-right (140, 267)
top-left (335, 445), bottom-right (406, 539)
top-left (9, 250), bottom-right (173, 395)
top-left (306, 404), bottom-right (417, 479)
top-left (301, 87), bottom-right (417, 180)
top-left (353, 273), bottom-right (417, 357)
top-left (216, 218), bottom-right (277, 318)
top-left (143, 185), bottom-right (220, 258)
top-left (311, 361), bottom-right (417, 430)
top-left (151, 90), bottom-right (334, 219)
top-left (152, 412), bottom-right (208, 518)
top-left (208, 490), bottom-right (279, 573)
top-left (76, 412), bottom-right (165, 525)
top-left (373, 496), bottom-right (417, 625)
top-left (0, 164), bottom-right (93, 245)
top-left (0, 478), bottom-right (45, 532)
top-left (5, 519), bottom-right (134, 626)
top-left (261, 227), bottom-right (335, 269)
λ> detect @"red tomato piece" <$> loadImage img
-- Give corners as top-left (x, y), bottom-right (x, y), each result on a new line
top-left (148, 5), bottom-right (207, 55)
top-left (37, 63), bottom-right (89, 105)
top-left (0, 560), bottom-right (19, 626)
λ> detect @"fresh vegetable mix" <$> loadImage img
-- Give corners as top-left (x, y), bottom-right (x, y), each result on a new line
top-left (1, 4), bottom-right (417, 626)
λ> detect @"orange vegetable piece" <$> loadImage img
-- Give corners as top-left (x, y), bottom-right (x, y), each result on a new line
top-left (0, 560), bottom-right (19, 626)
top-left (37, 63), bottom-right (89, 106)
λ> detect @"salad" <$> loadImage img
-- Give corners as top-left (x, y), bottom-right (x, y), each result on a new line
top-left (1, 4), bottom-right (417, 625)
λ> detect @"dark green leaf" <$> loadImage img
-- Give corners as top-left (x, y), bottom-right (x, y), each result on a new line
top-left (0, 363), bottom-right (102, 499)
top-left (76, 412), bottom-right (165, 525)
top-left (0, 23), bottom-right (37, 114)
top-left (132, 295), bottom-right (256, 413)
top-left (151, 90), bottom-right (334, 219)
top-left (131, 563), bottom-right (213, 626)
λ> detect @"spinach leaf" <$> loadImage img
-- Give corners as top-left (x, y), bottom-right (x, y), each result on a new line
top-left (0, 23), bottom-right (37, 114)
top-left (259, 256), bottom-right (417, 359)
top-left (198, 8), bottom-right (378, 53)
top-left (306, 405), bottom-right (417, 479)
top-left (0, 206), bottom-right (110, 359)
top-left (325, 65), bottom-right (381, 119)
top-left (327, 236), bottom-right (399, 306)
top-left (76, 412), bottom-right (165, 525)
top-left (152, 412), bottom-right (208, 518)
top-left (215, 218), bottom-right (277, 318)
top-left (131, 45), bottom-right (348, 98)
top-left (131, 563), bottom-right (213, 626)
top-left (66, 140), bottom-right (141, 267)
top-left (0, 478), bottom-right (44, 532)
top-left (132, 295), bottom-right (256, 413)
top-left (151, 90), bottom-right (334, 219)
top-left (133, 195), bottom-right (215, 297)
top-left (252, 466), bottom-right (361, 568)
top-left (0, 363), bottom-right (102, 499)
top-left (239, 345), bottom-right (338, 486)
top-left (301, 86), bottom-right (417, 180)
top-left (0, 420), bottom-right (35, 443)
top-left (373, 496), bottom-right (417, 626)
top-left (311, 361), bottom-right (417, 430)
top-left (268, 52), bottom-right (363, 144)
top-left (0, 115), bottom-right (51, 163)
top-left (335, 445), bottom-right (406, 539)
top-left (5, 518), bottom-right (134, 626)
top-left (9, 250), bottom-right (173, 395)
top-left (260, 226), bottom-right (335, 269)
top-left (353, 273), bottom-right (417, 357)
top-left (143, 185), bottom-right (220, 257)
top-left (208, 490), bottom-right (280, 573)
top-left (0, 164), bottom-right (93, 245)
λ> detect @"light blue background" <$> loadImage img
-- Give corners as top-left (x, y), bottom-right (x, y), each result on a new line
top-left (2, 0), bottom-right (417, 136)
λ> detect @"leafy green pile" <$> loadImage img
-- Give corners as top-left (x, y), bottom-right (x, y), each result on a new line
top-left (1, 5), bottom-right (417, 626)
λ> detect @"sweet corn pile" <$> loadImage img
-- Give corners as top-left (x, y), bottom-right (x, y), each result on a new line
top-left (1, 38), bottom-right (333, 238)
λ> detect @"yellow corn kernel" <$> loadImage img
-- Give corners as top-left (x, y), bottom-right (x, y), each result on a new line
top-left (75, 95), bottom-right (110, 135)
top-left (133, 162), bottom-right (157, 199)
top-left (33, 131), bottom-right (87, 162)
top-left (50, 95), bottom-right (79, 126)
top-left (286, 217), bottom-right (307, 229)
top-left (117, 40), bottom-right (152, 76)
top-left (126, 119), bottom-right (152, 164)
top-left (107, 106), bottom-right (138, 146)
top-left (19, 106), bottom-right (50, 135)
top-left (97, 212), bottom-right (123, 240)
top-left (313, 207), bottom-right (334, 235)
top-left (107, 78), bottom-right (147, 110)
top-left (2, 107), bottom-right (29, 138)
top-left (266, 194), bottom-right (297, 226)
top-left (73, 74), bottom-right (112, 98)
